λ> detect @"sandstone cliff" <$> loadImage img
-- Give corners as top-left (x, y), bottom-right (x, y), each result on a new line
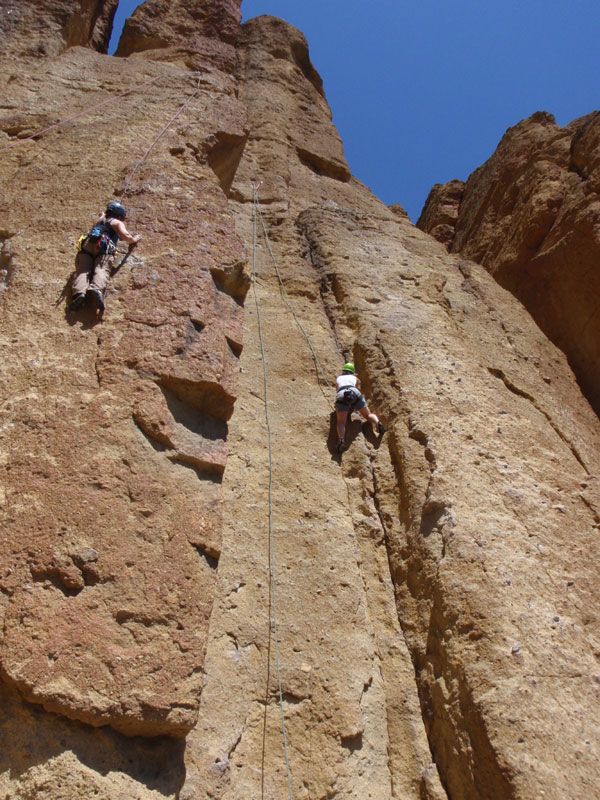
top-left (0, 0), bottom-right (119, 56)
top-left (417, 111), bottom-right (600, 419)
top-left (1, 3), bottom-right (599, 799)
top-left (416, 179), bottom-right (465, 250)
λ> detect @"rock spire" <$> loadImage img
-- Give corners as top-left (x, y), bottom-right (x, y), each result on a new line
top-left (1, 2), bottom-right (599, 799)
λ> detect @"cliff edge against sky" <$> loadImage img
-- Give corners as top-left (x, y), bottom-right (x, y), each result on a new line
top-left (1, 1), bottom-right (599, 798)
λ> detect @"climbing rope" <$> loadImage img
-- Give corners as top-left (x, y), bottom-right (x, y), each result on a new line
top-left (252, 186), bottom-right (294, 800)
top-left (0, 70), bottom-right (200, 154)
top-left (253, 188), bottom-right (332, 397)
top-left (120, 72), bottom-right (203, 200)
top-left (1, 67), bottom-right (206, 261)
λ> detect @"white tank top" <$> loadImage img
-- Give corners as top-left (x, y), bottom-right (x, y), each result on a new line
top-left (336, 374), bottom-right (358, 391)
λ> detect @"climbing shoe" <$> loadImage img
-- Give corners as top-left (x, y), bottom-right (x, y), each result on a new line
top-left (337, 439), bottom-right (345, 454)
top-left (377, 421), bottom-right (385, 436)
top-left (86, 287), bottom-right (105, 311)
top-left (69, 293), bottom-right (85, 312)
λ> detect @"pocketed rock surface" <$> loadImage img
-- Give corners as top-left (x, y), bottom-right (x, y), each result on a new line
top-left (417, 111), bottom-right (600, 418)
top-left (0, 0), bottom-right (248, 746)
top-left (1, 3), bottom-right (599, 799)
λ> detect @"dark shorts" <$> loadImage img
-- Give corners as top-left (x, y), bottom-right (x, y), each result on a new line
top-left (335, 388), bottom-right (366, 412)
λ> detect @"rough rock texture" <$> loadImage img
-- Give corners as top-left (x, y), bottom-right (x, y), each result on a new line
top-left (417, 111), bottom-right (600, 417)
top-left (389, 202), bottom-right (409, 220)
top-left (116, 0), bottom-right (241, 69)
top-left (119, 0), bottom-right (240, 49)
top-left (0, 0), bottom-right (119, 56)
top-left (181, 17), bottom-right (600, 800)
top-left (1, 3), bottom-right (600, 799)
top-left (0, 0), bottom-right (247, 743)
top-left (181, 18), bottom-right (443, 800)
top-left (417, 178), bottom-right (465, 249)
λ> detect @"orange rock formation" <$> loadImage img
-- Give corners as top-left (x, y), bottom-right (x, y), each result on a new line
top-left (418, 111), bottom-right (600, 418)
top-left (1, 2), bottom-right (599, 799)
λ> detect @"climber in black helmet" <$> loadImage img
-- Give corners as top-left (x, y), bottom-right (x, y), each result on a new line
top-left (335, 362), bottom-right (384, 453)
top-left (69, 201), bottom-right (141, 312)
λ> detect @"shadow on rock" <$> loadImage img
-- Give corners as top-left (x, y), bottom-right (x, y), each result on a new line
top-left (328, 411), bottom-right (365, 461)
top-left (59, 272), bottom-right (104, 329)
top-left (0, 681), bottom-right (186, 795)
top-left (362, 421), bottom-right (384, 449)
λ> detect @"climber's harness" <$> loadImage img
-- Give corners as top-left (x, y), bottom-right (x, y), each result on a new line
top-left (336, 386), bottom-right (361, 409)
top-left (77, 221), bottom-right (118, 258)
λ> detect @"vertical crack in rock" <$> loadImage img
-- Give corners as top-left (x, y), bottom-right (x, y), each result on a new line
top-left (487, 367), bottom-right (590, 473)
top-left (297, 216), bottom-right (346, 356)
top-left (305, 222), bottom-right (450, 796)
top-left (369, 453), bottom-right (450, 800)
top-left (335, 426), bottom-right (450, 800)
top-left (361, 368), bottom-right (517, 800)
top-left (3, 3), bottom-right (600, 798)
top-left (375, 403), bottom-right (452, 797)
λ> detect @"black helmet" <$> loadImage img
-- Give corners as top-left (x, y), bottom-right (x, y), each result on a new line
top-left (106, 201), bottom-right (126, 220)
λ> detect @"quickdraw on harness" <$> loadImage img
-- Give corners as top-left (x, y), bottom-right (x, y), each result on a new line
top-left (77, 222), bottom-right (118, 257)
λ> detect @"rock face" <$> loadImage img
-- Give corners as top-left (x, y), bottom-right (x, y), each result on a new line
top-left (416, 178), bottom-right (465, 249)
top-left (0, 0), bottom-right (247, 743)
top-left (1, 3), bottom-right (600, 800)
top-left (0, 0), bottom-right (119, 56)
top-left (417, 111), bottom-right (600, 417)
top-left (116, 0), bottom-right (241, 67)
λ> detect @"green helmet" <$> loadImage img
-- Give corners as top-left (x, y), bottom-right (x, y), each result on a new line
top-left (342, 362), bottom-right (355, 374)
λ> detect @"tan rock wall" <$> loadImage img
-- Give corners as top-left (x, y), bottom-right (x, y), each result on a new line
top-left (417, 111), bottom-right (600, 417)
top-left (0, 0), bottom-right (119, 57)
top-left (180, 18), bottom-right (443, 799)
top-left (182, 15), bottom-right (600, 800)
top-left (116, 0), bottom-right (241, 61)
top-left (301, 207), bottom-right (600, 799)
top-left (1, 3), bottom-right (599, 800)
top-left (417, 178), bottom-right (465, 249)
top-left (0, 0), bottom-right (247, 752)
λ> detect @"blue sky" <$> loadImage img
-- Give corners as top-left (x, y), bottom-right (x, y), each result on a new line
top-left (110, 0), bottom-right (600, 221)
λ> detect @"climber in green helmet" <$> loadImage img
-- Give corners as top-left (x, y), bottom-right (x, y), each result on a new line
top-left (334, 361), bottom-right (384, 453)
top-left (69, 201), bottom-right (141, 313)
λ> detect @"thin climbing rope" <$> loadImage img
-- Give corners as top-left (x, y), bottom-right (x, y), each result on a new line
top-left (252, 187), bottom-right (294, 800)
top-left (253, 192), bottom-right (332, 395)
top-left (0, 71), bottom-right (196, 154)
top-left (120, 72), bottom-right (202, 200)
top-left (1, 67), bottom-right (207, 239)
